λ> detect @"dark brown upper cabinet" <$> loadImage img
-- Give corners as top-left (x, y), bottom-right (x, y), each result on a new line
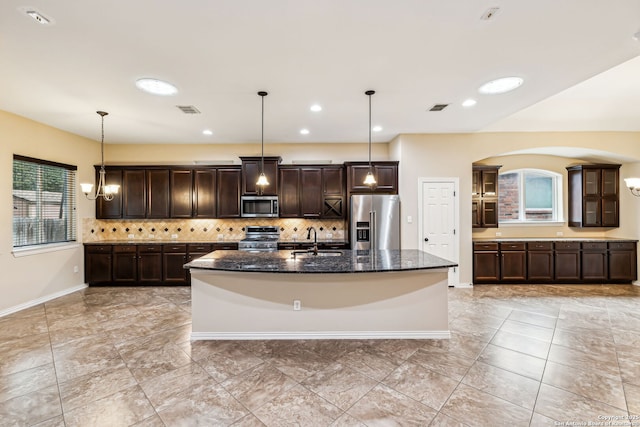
top-left (122, 169), bottom-right (146, 218)
top-left (345, 161), bottom-right (398, 194)
top-left (170, 169), bottom-right (193, 218)
top-left (567, 164), bottom-right (620, 227)
top-left (278, 165), bottom-right (346, 219)
top-left (216, 167), bottom-right (242, 218)
top-left (95, 168), bottom-right (123, 219)
top-left (147, 169), bottom-right (171, 218)
top-left (193, 169), bottom-right (216, 218)
top-left (472, 165), bottom-right (501, 228)
top-left (241, 156), bottom-right (281, 196)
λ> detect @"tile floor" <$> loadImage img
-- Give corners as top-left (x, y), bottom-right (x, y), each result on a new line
top-left (1, 284), bottom-right (640, 426)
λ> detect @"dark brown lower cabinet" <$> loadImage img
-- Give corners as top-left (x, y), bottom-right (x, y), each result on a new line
top-left (581, 242), bottom-right (608, 281)
top-left (500, 243), bottom-right (526, 282)
top-left (112, 245), bottom-right (138, 284)
top-left (85, 245), bottom-right (113, 285)
top-left (472, 243), bottom-right (500, 283)
top-left (473, 240), bottom-right (636, 284)
top-left (138, 245), bottom-right (163, 285)
top-left (609, 242), bottom-right (637, 282)
top-left (163, 244), bottom-right (188, 285)
top-left (85, 242), bottom-right (238, 286)
top-left (554, 242), bottom-right (581, 282)
top-left (527, 242), bottom-right (554, 282)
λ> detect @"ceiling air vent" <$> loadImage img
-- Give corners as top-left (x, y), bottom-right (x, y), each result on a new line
top-left (176, 105), bottom-right (201, 114)
top-left (480, 7), bottom-right (500, 21)
top-left (429, 104), bottom-right (449, 112)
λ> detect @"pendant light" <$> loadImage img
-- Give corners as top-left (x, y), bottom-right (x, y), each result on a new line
top-left (364, 90), bottom-right (377, 186)
top-left (256, 91), bottom-right (269, 187)
top-left (80, 111), bottom-right (120, 201)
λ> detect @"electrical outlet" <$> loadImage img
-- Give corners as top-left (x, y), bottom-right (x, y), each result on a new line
top-left (326, 233), bottom-right (333, 239)
top-left (495, 231), bottom-right (502, 236)
top-left (293, 300), bottom-right (301, 311)
top-left (556, 231), bottom-right (564, 236)
top-left (128, 234), bottom-right (134, 239)
top-left (217, 234), bottom-right (224, 240)
top-left (73, 265), bottom-right (79, 273)
top-left (171, 234), bottom-right (178, 239)
top-left (407, 215), bottom-right (413, 223)
top-left (149, 234), bottom-right (155, 239)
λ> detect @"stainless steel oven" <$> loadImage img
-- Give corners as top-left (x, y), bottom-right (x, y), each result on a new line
top-left (240, 196), bottom-right (279, 218)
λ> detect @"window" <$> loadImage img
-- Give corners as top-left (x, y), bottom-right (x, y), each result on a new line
top-left (13, 155), bottom-right (77, 248)
top-left (498, 169), bottom-right (563, 223)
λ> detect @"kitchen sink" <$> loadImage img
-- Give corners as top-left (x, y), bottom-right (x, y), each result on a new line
top-left (291, 250), bottom-right (343, 258)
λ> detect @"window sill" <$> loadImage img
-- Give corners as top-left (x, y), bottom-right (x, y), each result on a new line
top-left (498, 221), bottom-right (565, 227)
top-left (12, 242), bottom-right (80, 258)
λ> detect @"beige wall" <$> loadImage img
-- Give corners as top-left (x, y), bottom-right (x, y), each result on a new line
top-left (395, 132), bottom-right (640, 285)
top-left (1, 111), bottom-right (99, 313)
top-left (105, 142), bottom-right (389, 165)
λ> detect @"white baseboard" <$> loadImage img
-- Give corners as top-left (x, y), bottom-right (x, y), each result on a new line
top-left (0, 284), bottom-right (88, 318)
top-left (191, 330), bottom-right (451, 341)
top-left (453, 282), bottom-right (473, 288)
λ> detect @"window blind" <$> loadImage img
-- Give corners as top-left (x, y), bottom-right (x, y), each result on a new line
top-left (13, 155), bottom-right (77, 248)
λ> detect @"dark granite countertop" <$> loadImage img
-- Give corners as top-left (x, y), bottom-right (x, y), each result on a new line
top-left (185, 249), bottom-right (457, 274)
top-left (278, 239), bottom-right (348, 245)
top-left (473, 237), bottom-right (638, 243)
top-left (83, 240), bottom-right (239, 245)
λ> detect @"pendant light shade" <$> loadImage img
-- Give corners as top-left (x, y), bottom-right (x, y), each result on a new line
top-left (81, 111), bottom-right (120, 201)
top-left (256, 91), bottom-right (269, 187)
top-left (364, 90), bottom-right (377, 186)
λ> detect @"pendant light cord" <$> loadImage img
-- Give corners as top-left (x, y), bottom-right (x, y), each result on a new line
top-left (368, 93), bottom-right (372, 168)
top-left (261, 93), bottom-right (265, 173)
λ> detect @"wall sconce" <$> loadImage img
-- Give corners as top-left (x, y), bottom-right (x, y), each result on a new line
top-left (624, 178), bottom-right (640, 197)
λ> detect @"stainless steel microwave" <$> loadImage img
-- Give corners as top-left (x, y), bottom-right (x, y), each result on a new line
top-left (240, 196), bottom-right (279, 217)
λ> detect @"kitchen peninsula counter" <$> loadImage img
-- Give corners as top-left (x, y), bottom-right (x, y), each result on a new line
top-left (187, 249), bottom-right (456, 341)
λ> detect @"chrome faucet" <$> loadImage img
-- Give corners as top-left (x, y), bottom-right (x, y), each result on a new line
top-left (307, 227), bottom-right (318, 255)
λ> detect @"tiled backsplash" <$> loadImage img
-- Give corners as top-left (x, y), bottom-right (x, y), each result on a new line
top-left (82, 218), bottom-right (346, 242)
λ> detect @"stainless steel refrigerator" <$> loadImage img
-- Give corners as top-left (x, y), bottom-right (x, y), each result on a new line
top-left (350, 194), bottom-right (400, 250)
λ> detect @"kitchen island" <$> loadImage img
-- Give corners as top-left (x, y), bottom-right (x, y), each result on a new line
top-left (185, 249), bottom-right (457, 340)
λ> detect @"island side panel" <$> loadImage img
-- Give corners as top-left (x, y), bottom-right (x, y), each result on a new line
top-left (190, 269), bottom-right (449, 340)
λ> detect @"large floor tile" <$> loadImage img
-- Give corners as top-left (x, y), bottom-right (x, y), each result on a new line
top-left (253, 384), bottom-right (342, 426)
top-left (383, 361), bottom-right (458, 411)
top-left (63, 385), bottom-right (155, 427)
top-left (0, 363), bottom-right (57, 403)
top-left (221, 362), bottom-right (298, 411)
top-left (477, 344), bottom-right (546, 381)
top-left (440, 383), bottom-right (532, 427)
top-left (409, 348), bottom-right (475, 382)
top-left (302, 361), bottom-right (378, 411)
top-left (347, 383), bottom-right (437, 426)
top-left (462, 361), bottom-right (540, 410)
top-left (490, 329), bottom-right (551, 359)
top-left (542, 360), bottom-right (627, 410)
top-left (534, 383), bottom-right (627, 424)
top-left (0, 385), bottom-right (62, 426)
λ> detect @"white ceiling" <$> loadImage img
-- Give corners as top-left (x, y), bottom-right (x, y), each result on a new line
top-left (1, 1), bottom-right (639, 145)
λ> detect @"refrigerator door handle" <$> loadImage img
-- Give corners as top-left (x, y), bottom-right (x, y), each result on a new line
top-left (370, 210), bottom-right (376, 251)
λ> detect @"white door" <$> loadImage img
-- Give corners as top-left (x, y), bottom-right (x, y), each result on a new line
top-left (420, 179), bottom-right (459, 286)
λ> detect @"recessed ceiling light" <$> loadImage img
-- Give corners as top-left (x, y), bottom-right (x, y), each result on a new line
top-left (300, 129), bottom-right (310, 135)
top-left (478, 77), bottom-right (524, 95)
top-left (462, 99), bottom-right (477, 108)
top-left (202, 129), bottom-right (213, 136)
top-left (372, 126), bottom-right (383, 132)
top-left (135, 78), bottom-right (178, 96)
top-left (310, 104), bottom-right (322, 112)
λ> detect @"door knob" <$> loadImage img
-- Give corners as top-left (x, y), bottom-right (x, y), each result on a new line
top-left (424, 238), bottom-right (429, 242)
